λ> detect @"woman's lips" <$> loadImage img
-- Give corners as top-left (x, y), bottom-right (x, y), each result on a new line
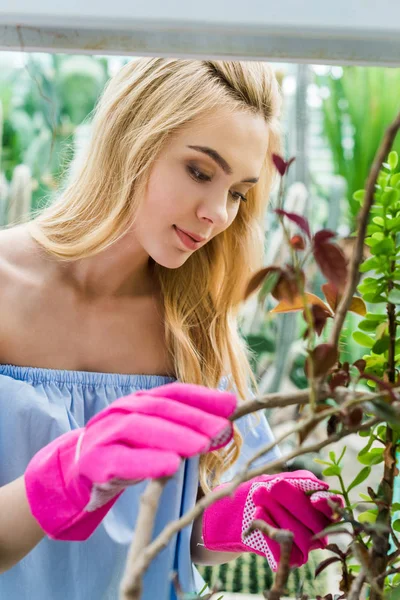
top-left (173, 225), bottom-right (202, 250)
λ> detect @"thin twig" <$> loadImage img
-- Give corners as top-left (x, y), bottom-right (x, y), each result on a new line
top-left (348, 568), bottom-right (366, 600)
top-left (244, 519), bottom-right (294, 600)
top-left (119, 478), bottom-right (170, 599)
top-left (230, 384), bottom-right (400, 422)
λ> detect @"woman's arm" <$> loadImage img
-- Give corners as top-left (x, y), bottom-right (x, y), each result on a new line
top-left (0, 475), bottom-right (240, 571)
top-left (0, 475), bottom-right (45, 573)
top-left (190, 486), bottom-right (242, 565)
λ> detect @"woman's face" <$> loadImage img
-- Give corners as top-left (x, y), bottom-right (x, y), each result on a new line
top-left (134, 107), bottom-right (270, 269)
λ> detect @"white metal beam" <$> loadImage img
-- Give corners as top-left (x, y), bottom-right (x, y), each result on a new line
top-left (0, 0), bottom-right (399, 65)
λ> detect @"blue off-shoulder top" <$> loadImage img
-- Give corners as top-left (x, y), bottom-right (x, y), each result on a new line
top-left (0, 364), bottom-right (280, 600)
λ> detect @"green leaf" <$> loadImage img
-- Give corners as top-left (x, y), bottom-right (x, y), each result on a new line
top-left (329, 451), bottom-right (336, 463)
top-left (372, 216), bottom-right (385, 227)
top-left (388, 289), bottom-right (400, 304)
top-left (388, 151), bottom-right (399, 171)
top-left (359, 493), bottom-right (371, 501)
top-left (358, 436), bottom-right (374, 456)
top-left (338, 445), bottom-right (347, 464)
top-left (365, 312), bottom-right (387, 322)
top-left (362, 292), bottom-right (388, 304)
top-left (358, 319), bottom-right (380, 332)
top-left (313, 458), bottom-right (332, 467)
top-left (353, 189), bottom-right (365, 202)
top-left (377, 424), bottom-right (387, 440)
top-left (358, 282), bottom-right (377, 295)
top-left (367, 224), bottom-right (383, 235)
top-left (390, 173), bottom-right (400, 187)
top-left (358, 510), bottom-right (377, 524)
top-left (393, 519), bottom-right (400, 532)
top-left (322, 465), bottom-right (342, 477)
top-left (387, 216), bottom-right (400, 231)
top-left (370, 237), bottom-right (395, 255)
top-left (378, 174), bottom-right (390, 188)
top-left (347, 466), bottom-right (371, 492)
top-left (353, 331), bottom-right (375, 348)
top-left (359, 257), bottom-right (380, 272)
top-left (364, 237), bottom-right (375, 248)
top-left (389, 573), bottom-right (400, 591)
top-left (371, 336), bottom-right (390, 355)
top-left (357, 448), bottom-right (384, 465)
top-left (359, 430), bottom-right (370, 437)
top-left (364, 353), bottom-right (387, 370)
top-left (382, 189), bottom-right (400, 208)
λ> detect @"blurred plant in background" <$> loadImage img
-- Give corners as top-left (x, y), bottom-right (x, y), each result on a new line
top-left (316, 66), bottom-right (400, 231)
top-left (0, 52), bottom-right (115, 223)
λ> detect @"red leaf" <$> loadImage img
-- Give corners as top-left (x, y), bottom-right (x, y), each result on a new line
top-left (322, 282), bottom-right (366, 316)
top-left (272, 273), bottom-right (297, 303)
top-left (343, 406), bottom-right (364, 427)
top-left (313, 242), bottom-right (348, 293)
top-left (275, 209), bottom-right (312, 239)
top-left (322, 282), bottom-right (340, 312)
top-left (272, 154), bottom-right (296, 177)
top-left (353, 359), bottom-right (366, 373)
top-left (314, 229), bottom-right (337, 244)
top-left (287, 157), bottom-right (296, 171)
top-left (243, 266), bottom-right (282, 300)
top-left (303, 304), bottom-right (332, 337)
top-left (272, 154), bottom-right (287, 176)
top-left (315, 556), bottom-right (341, 578)
top-left (306, 343), bottom-right (339, 378)
top-left (329, 369), bottom-right (351, 391)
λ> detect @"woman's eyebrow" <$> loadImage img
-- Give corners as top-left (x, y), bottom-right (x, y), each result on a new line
top-left (186, 145), bottom-right (259, 184)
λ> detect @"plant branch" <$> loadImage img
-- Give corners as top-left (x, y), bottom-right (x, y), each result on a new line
top-left (119, 478), bottom-right (170, 599)
top-left (329, 109), bottom-right (400, 349)
top-left (244, 519), bottom-right (294, 600)
top-left (122, 412), bottom-right (382, 598)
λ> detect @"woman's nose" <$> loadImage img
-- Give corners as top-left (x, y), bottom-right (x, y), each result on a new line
top-left (197, 194), bottom-right (230, 229)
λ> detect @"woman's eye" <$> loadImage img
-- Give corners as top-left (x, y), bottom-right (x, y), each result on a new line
top-left (230, 191), bottom-right (247, 203)
top-left (187, 165), bottom-right (211, 182)
top-left (187, 166), bottom-right (247, 203)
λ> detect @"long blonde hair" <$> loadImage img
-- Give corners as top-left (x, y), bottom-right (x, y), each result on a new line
top-left (28, 58), bottom-right (282, 493)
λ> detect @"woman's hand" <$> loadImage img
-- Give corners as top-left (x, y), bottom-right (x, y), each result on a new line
top-left (24, 382), bottom-right (237, 541)
top-left (202, 470), bottom-right (343, 571)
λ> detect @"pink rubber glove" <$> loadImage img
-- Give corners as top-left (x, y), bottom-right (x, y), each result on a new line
top-left (203, 470), bottom-right (343, 571)
top-left (24, 382), bottom-right (237, 541)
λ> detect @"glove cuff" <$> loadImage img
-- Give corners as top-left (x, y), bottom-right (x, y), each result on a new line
top-left (24, 429), bottom-right (119, 541)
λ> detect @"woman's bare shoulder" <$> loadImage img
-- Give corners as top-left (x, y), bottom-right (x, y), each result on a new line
top-left (0, 225), bottom-right (45, 358)
top-left (0, 226), bottom-right (32, 280)
top-left (0, 224), bottom-right (44, 311)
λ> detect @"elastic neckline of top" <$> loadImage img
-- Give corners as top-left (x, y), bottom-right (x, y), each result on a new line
top-left (0, 363), bottom-right (177, 387)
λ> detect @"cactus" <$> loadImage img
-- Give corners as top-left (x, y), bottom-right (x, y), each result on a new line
top-left (196, 548), bottom-right (327, 596)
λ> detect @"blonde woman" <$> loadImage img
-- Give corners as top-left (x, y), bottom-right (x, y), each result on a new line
top-left (0, 58), bottom-right (341, 600)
